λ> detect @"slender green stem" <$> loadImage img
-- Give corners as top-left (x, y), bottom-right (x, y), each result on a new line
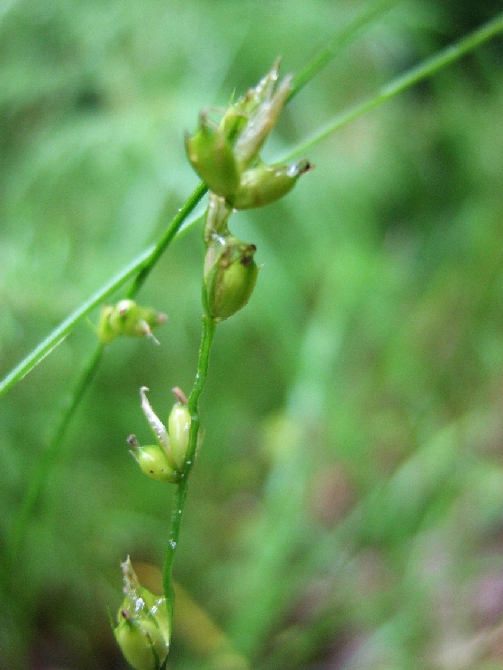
top-left (0, 248), bottom-right (152, 398)
top-left (186, 317), bottom-right (217, 425)
top-left (127, 182), bottom-right (208, 298)
top-left (163, 315), bottom-right (216, 629)
top-left (281, 10), bottom-right (503, 162)
top-left (0, 182), bottom-right (207, 398)
top-left (2, 183), bottom-right (207, 583)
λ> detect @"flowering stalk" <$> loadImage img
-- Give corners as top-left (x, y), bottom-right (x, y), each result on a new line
top-left (118, 61), bottom-right (312, 667)
top-left (163, 314), bottom-right (216, 627)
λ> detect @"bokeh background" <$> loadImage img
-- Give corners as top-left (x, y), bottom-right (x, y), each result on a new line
top-left (2, 1), bottom-right (503, 668)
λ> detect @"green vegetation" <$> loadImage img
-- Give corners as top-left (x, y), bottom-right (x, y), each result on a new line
top-left (2, 1), bottom-right (503, 668)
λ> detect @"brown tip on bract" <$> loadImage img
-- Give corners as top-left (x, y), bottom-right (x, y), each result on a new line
top-left (172, 386), bottom-right (189, 405)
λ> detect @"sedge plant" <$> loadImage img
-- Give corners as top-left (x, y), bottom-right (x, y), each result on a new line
top-left (2, 5), bottom-right (503, 668)
top-left (113, 61), bottom-right (314, 669)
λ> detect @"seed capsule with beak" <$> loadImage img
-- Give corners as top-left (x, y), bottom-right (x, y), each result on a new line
top-left (203, 236), bottom-right (259, 322)
top-left (184, 117), bottom-right (239, 198)
top-left (127, 436), bottom-right (180, 483)
top-left (114, 556), bottom-right (170, 670)
top-left (229, 159), bottom-right (313, 210)
top-left (168, 403), bottom-right (191, 470)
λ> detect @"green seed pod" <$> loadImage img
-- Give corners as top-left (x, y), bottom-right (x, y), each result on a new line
top-left (229, 159), bottom-right (313, 210)
top-left (204, 236), bottom-right (259, 322)
top-left (107, 299), bottom-right (143, 336)
top-left (98, 300), bottom-right (167, 344)
top-left (168, 403), bottom-right (191, 470)
top-left (128, 437), bottom-right (180, 483)
top-left (185, 117), bottom-right (240, 198)
top-left (115, 557), bottom-right (170, 670)
top-left (115, 612), bottom-right (167, 670)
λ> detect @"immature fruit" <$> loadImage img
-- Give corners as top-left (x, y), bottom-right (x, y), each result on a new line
top-left (115, 612), bottom-right (168, 670)
top-left (114, 557), bottom-right (170, 670)
top-left (128, 438), bottom-right (179, 483)
top-left (204, 236), bottom-right (259, 322)
top-left (185, 120), bottom-right (240, 198)
top-left (168, 403), bottom-right (191, 470)
top-left (229, 159), bottom-right (313, 209)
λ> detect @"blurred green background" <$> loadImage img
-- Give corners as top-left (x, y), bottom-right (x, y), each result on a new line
top-left (2, 1), bottom-right (503, 668)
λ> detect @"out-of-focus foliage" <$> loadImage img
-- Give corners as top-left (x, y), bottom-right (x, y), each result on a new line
top-left (2, 1), bottom-right (503, 668)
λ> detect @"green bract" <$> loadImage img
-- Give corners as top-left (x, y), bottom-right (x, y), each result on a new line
top-left (233, 73), bottom-right (292, 170)
top-left (203, 193), bottom-right (233, 243)
top-left (204, 236), bottom-right (259, 322)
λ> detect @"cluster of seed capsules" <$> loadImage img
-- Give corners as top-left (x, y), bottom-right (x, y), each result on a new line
top-left (127, 386), bottom-right (191, 484)
top-left (186, 58), bottom-right (313, 323)
top-left (122, 61), bottom-right (313, 488)
top-left (112, 61), bottom-right (312, 670)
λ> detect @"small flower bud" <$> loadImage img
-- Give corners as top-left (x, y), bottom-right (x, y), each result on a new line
top-left (168, 403), bottom-right (191, 470)
top-left (128, 437), bottom-right (180, 483)
top-left (229, 159), bottom-right (313, 210)
top-left (98, 300), bottom-right (167, 345)
top-left (185, 117), bottom-right (240, 198)
top-left (233, 63), bottom-right (293, 169)
top-left (114, 557), bottom-right (170, 670)
top-left (208, 63), bottom-right (282, 151)
top-left (204, 236), bottom-right (259, 322)
top-left (218, 71), bottom-right (274, 143)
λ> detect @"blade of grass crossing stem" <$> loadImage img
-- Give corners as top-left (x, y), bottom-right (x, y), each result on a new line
top-left (281, 10), bottom-right (503, 162)
top-left (289, 0), bottom-right (401, 100)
